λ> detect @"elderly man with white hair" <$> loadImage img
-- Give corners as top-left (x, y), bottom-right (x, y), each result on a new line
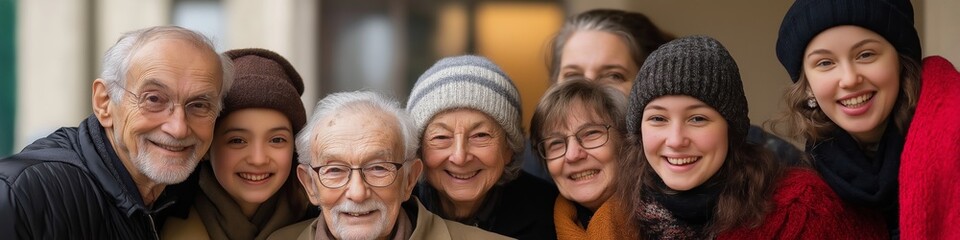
top-left (269, 91), bottom-right (509, 240)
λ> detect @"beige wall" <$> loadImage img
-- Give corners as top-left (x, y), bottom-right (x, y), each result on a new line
top-left (922, 0), bottom-right (960, 62)
top-left (16, 0), bottom-right (93, 149)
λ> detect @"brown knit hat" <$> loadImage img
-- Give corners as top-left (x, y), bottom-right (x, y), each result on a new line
top-left (221, 48), bottom-right (306, 133)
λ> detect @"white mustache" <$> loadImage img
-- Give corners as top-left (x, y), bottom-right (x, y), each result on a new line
top-left (144, 132), bottom-right (198, 148)
top-left (332, 200), bottom-right (385, 215)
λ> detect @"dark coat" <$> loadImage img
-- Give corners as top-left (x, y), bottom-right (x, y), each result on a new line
top-left (0, 115), bottom-right (192, 239)
top-left (418, 171), bottom-right (558, 240)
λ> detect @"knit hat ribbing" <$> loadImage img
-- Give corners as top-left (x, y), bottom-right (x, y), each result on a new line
top-left (406, 55), bottom-right (524, 154)
top-left (776, 0), bottom-right (921, 82)
top-left (221, 48), bottom-right (306, 133)
top-left (626, 35), bottom-right (750, 147)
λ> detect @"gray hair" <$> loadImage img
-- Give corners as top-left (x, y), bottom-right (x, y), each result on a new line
top-left (296, 91), bottom-right (418, 167)
top-left (100, 26), bottom-right (235, 114)
top-left (546, 9), bottom-right (673, 83)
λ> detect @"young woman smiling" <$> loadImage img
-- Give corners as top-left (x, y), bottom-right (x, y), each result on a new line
top-left (772, 0), bottom-right (960, 238)
top-left (619, 35), bottom-right (884, 239)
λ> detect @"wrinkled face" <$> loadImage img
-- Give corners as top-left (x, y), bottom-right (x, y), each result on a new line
top-left (540, 102), bottom-right (619, 210)
top-left (421, 109), bottom-right (511, 207)
top-left (210, 109), bottom-right (293, 215)
top-left (641, 95), bottom-right (728, 191)
top-left (803, 25), bottom-right (901, 144)
top-left (558, 30), bottom-right (639, 95)
top-left (108, 38), bottom-right (223, 185)
top-left (298, 109), bottom-right (417, 240)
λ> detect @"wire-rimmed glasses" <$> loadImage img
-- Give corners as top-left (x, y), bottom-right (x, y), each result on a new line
top-left (308, 162), bottom-right (406, 188)
top-left (536, 124), bottom-right (612, 160)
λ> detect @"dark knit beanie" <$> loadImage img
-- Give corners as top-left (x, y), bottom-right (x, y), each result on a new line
top-left (406, 55), bottom-right (524, 154)
top-left (221, 48), bottom-right (306, 133)
top-left (776, 0), bottom-right (921, 82)
top-left (626, 35), bottom-right (750, 147)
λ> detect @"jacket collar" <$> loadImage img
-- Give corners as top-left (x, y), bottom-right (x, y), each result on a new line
top-left (76, 115), bottom-right (179, 217)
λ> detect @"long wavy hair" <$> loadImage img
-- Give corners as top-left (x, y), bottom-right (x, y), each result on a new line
top-left (768, 54), bottom-right (921, 148)
top-left (617, 111), bottom-right (784, 236)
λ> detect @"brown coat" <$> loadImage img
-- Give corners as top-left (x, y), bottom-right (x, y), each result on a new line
top-left (268, 198), bottom-right (512, 240)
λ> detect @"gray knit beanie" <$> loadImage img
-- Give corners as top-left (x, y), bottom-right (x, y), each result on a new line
top-left (406, 55), bottom-right (524, 154)
top-left (626, 35), bottom-right (750, 147)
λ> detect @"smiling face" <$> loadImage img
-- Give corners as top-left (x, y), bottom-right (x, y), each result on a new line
top-left (297, 107), bottom-right (418, 240)
top-left (803, 25), bottom-right (901, 144)
top-left (640, 95), bottom-right (728, 191)
top-left (210, 108), bottom-right (293, 217)
top-left (541, 102), bottom-right (619, 210)
top-left (420, 109), bottom-right (511, 217)
top-left (98, 38), bottom-right (223, 185)
top-left (558, 30), bottom-right (639, 95)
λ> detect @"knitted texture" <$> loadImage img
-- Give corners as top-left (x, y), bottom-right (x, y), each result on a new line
top-left (717, 168), bottom-right (887, 239)
top-left (900, 56), bottom-right (960, 239)
top-left (406, 55), bottom-right (524, 153)
top-left (222, 48), bottom-right (306, 133)
top-left (626, 35), bottom-right (749, 147)
top-left (776, 0), bottom-right (921, 82)
top-left (553, 197), bottom-right (627, 240)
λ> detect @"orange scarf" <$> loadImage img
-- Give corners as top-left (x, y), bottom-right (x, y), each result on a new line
top-left (553, 196), bottom-right (625, 240)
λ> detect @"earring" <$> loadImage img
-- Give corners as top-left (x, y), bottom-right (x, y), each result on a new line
top-left (807, 98), bottom-right (818, 108)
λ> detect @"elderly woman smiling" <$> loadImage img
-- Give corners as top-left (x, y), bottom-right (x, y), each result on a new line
top-left (407, 55), bottom-right (559, 239)
top-left (529, 79), bottom-right (628, 239)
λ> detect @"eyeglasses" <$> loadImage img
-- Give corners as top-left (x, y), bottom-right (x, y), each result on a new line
top-left (309, 162), bottom-right (406, 189)
top-left (118, 85), bottom-right (219, 120)
top-left (536, 124), bottom-right (612, 160)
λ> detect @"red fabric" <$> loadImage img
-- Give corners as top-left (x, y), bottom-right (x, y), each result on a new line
top-left (718, 168), bottom-right (887, 240)
top-left (900, 56), bottom-right (960, 239)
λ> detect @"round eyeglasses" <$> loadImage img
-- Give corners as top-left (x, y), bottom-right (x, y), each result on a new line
top-left (117, 84), bottom-right (219, 121)
top-left (309, 162), bottom-right (405, 189)
top-left (536, 124), bottom-right (612, 160)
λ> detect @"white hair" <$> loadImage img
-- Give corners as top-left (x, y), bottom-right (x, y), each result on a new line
top-left (296, 91), bottom-right (418, 167)
top-left (99, 26), bottom-right (234, 114)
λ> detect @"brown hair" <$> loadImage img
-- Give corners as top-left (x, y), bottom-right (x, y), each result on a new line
top-left (617, 109), bottom-right (784, 235)
top-left (546, 9), bottom-right (674, 83)
top-left (768, 54), bottom-right (922, 148)
top-left (529, 78), bottom-right (627, 166)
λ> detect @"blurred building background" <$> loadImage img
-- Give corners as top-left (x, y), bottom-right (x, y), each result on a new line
top-left (1, 0), bottom-right (957, 157)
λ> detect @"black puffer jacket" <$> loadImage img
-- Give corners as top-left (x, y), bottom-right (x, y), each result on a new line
top-left (0, 115), bottom-right (190, 239)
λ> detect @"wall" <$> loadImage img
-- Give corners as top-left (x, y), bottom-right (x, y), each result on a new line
top-left (922, 0), bottom-right (960, 62)
top-left (16, 0), bottom-right (93, 149)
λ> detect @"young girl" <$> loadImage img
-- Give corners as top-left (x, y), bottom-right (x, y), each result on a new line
top-left (619, 35), bottom-right (884, 239)
top-left (773, 0), bottom-right (960, 237)
top-left (529, 79), bottom-right (628, 239)
top-left (161, 48), bottom-right (312, 240)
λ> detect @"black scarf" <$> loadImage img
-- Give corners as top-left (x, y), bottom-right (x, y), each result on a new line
top-left (635, 181), bottom-right (721, 239)
top-left (651, 180), bottom-right (722, 226)
top-left (808, 120), bottom-right (901, 234)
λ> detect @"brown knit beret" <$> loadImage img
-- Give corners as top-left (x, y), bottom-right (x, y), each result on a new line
top-left (220, 48), bottom-right (306, 133)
